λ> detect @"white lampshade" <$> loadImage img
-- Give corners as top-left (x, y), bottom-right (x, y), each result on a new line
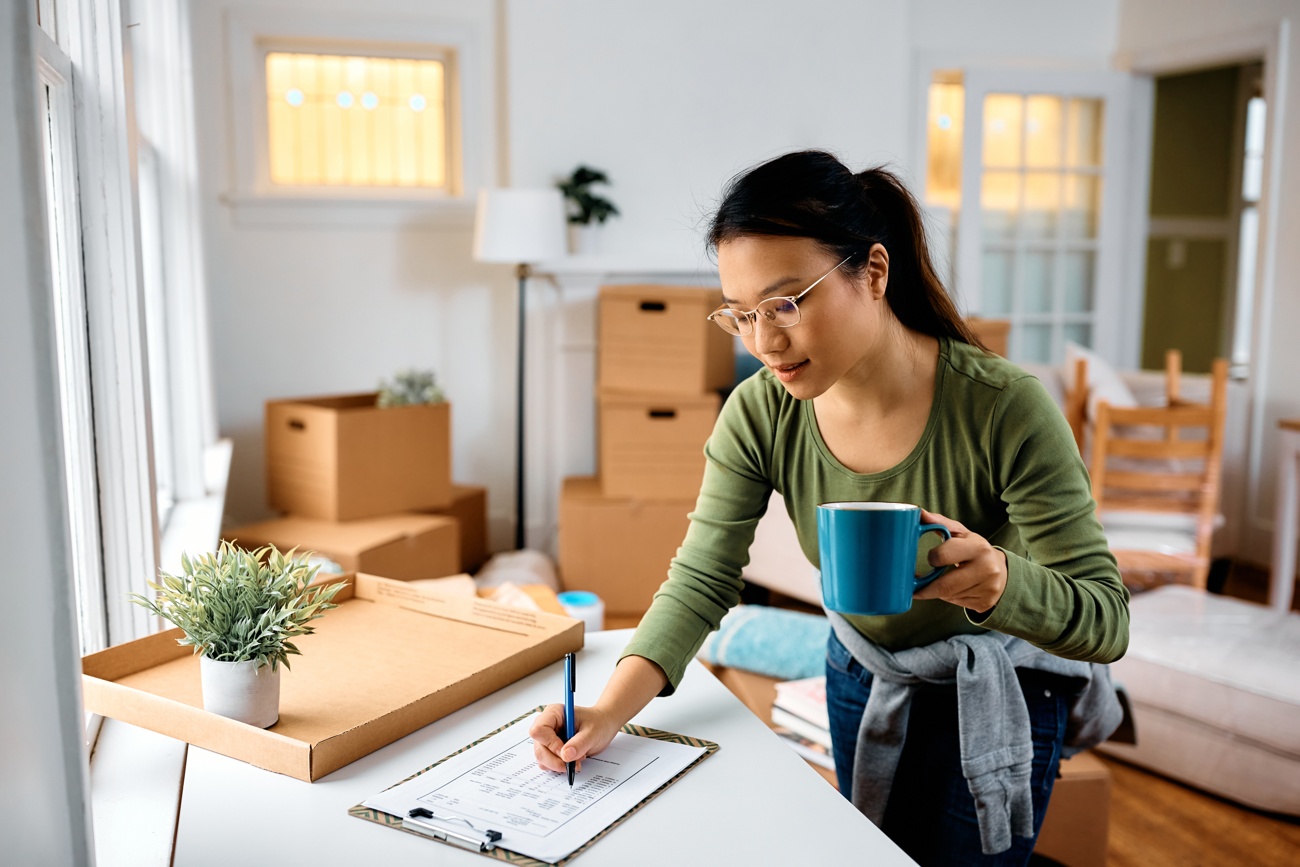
top-left (472, 187), bottom-right (568, 264)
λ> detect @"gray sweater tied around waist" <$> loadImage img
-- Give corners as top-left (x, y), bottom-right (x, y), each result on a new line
top-left (827, 611), bottom-right (1122, 855)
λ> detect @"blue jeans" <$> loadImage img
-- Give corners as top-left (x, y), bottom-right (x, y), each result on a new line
top-left (825, 630), bottom-right (1068, 866)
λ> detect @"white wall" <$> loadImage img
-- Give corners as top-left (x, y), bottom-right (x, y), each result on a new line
top-left (0, 3), bottom-right (95, 863)
top-left (198, 0), bottom-right (1121, 549)
top-left (190, 0), bottom-right (517, 540)
top-left (1118, 0), bottom-right (1300, 567)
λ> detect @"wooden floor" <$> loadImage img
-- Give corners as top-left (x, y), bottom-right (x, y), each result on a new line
top-left (609, 560), bottom-right (1300, 866)
top-left (1095, 561), bottom-right (1300, 867)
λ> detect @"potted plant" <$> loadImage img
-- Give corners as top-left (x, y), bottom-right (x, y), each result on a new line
top-left (557, 164), bottom-right (619, 254)
top-left (377, 368), bottom-right (445, 407)
top-left (130, 542), bottom-right (345, 728)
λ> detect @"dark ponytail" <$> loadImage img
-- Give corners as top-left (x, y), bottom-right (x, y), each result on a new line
top-left (707, 150), bottom-right (983, 350)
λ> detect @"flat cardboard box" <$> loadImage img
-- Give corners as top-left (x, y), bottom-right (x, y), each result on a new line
top-left (598, 391), bottom-right (719, 500)
top-left (266, 393), bottom-right (452, 521)
top-left (598, 284), bottom-right (734, 395)
top-left (224, 513), bottom-right (460, 582)
top-left (81, 573), bottom-right (583, 782)
top-left (558, 476), bottom-right (691, 616)
top-left (425, 483), bottom-right (489, 573)
top-left (1035, 750), bottom-right (1112, 867)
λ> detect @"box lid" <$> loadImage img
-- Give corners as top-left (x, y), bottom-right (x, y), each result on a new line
top-left (81, 574), bottom-right (583, 781)
top-left (600, 284), bottom-right (721, 303)
top-left (226, 514), bottom-right (455, 557)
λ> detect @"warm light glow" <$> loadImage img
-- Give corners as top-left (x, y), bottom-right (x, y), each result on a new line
top-left (925, 79), bottom-right (964, 209)
top-left (266, 51), bottom-right (448, 188)
top-left (983, 93), bottom-right (1024, 168)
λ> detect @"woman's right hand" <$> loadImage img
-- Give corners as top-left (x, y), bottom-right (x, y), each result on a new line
top-left (529, 703), bottom-right (622, 774)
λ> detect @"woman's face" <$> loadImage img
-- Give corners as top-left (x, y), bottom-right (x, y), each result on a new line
top-left (715, 235), bottom-right (887, 400)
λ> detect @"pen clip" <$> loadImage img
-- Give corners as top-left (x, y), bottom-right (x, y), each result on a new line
top-left (404, 807), bottom-right (502, 852)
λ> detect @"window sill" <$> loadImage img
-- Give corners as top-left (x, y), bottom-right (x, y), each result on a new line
top-left (158, 437), bottom-right (232, 576)
top-left (91, 438), bottom-right (231, 866)
top-left (219, 192), bottom-right (476, 228)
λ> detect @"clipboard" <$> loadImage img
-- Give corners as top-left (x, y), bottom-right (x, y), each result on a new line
top-left (349, 706), bottom-right (719, 865)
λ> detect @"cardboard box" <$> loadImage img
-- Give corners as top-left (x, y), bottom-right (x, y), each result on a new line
top-left (81, 573), bottom-right (583, 782)
top-left (966, 317), bottom-right (1011, 358)
top-left (598, 391), bottom-right (719, 500)
top-left (1034, 750), bottom-right (1111, 867)
top-left (224, 513), bottom-right (460, 582)
top-left (425, 484), bottom-right (489, 574)
top-left (558, 476), bottom-right (691, 616)
top-left (598, 284), bottom-right (735, 395)
top-left (266, 393), bottom-right (452, 521)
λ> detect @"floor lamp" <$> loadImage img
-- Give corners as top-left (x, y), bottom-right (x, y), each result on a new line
top-left (472, 188), bottom-right (568, 550)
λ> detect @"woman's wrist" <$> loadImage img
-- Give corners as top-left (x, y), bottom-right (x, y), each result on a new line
top-left (592, 655), bottom-right (669, 729)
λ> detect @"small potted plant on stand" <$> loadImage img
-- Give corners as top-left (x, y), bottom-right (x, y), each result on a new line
top-left (377, 368), bottom-right (446, 407)
top-left (131, 542), bottom-right (345, 728)
top-left (557, 164), bottom-right (620, 254)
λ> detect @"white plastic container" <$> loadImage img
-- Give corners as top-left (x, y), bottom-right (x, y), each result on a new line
top-left (557, 590), bottom-right (605, 633)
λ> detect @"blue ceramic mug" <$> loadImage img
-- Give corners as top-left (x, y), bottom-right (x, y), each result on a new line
top-left (816, 502), bottom-right (952, 615)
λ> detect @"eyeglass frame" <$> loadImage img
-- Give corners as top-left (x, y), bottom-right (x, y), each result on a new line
top-left (706, 255), bottom-right (854, 336)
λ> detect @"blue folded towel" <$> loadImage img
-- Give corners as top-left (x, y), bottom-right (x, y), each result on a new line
top-left (698, 605), bottom-right (829, 681)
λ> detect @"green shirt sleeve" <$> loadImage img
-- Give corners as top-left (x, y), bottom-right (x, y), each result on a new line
top-left (618, 379), bottom-right (774, 693)
top-left (970, 375), bottom-right (1130, 663)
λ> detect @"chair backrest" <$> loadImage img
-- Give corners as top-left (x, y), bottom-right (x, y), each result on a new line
top-left (1088, 357), bottom-right (1229, 565)
top-left (1064, 357), bottom-right (1089, 454)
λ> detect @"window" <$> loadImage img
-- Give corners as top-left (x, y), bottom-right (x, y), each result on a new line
top-left (265, 52), bottom-right (453, 190)
top-left (35, 23), bottom-right (107, 656)
top-left (1231, 91), bottom-right (1266, 374)
top-left (223, 8), bottom-right (497, 224)
top-left (924, 68), bottom-right (1130, 365)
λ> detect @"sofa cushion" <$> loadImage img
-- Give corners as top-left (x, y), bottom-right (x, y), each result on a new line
top-left (1098, 585), bottom-right (1300, 814)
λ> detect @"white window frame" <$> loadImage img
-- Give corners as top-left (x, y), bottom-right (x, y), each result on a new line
top-left (954, 68), bottom-right (1132, 366)
top-left (129, 0), bottom-right (220, 525)
top-left (35, 22), bottom-right (108, 657)
top-left (62, 0), bottom-right (161, 649)
top-left (222, 7), bottom-right (498, 227)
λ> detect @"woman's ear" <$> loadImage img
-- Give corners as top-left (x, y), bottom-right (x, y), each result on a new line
top-left (866, 243), bottom-right (889, 300)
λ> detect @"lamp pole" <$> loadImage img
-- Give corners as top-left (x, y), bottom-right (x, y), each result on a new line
top-left (515, 263), bottom-right (529, 551)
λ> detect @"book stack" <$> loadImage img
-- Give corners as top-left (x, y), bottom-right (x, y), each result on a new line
top-left (771, 675), bottom-right (834, 772)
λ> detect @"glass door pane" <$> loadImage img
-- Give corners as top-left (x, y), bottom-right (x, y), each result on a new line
top-left (957, 69), bottom-right (1128, 366)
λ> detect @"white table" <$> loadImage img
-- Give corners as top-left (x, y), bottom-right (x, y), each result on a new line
top-left (170, 629), bottom-right (913, 866)
top-left (1272, 419), bottom-right (1300, 612)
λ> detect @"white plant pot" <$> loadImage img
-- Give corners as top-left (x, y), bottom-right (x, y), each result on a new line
top-left (568, 223), bottom-right (601, 255)
top-left (200, 656), bottom-right (280, 728)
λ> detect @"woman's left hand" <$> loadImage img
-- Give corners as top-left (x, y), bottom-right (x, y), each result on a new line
top-left (911, 509), bottom-right (1008, 615)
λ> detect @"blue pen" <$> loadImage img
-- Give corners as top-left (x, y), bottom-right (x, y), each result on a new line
top-left (564, 652), bottom-right (576, 786)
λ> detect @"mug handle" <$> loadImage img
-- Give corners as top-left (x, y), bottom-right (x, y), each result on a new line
top-left (914, 524), bottom-right (952, 589)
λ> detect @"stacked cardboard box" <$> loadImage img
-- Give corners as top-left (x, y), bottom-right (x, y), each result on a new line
top-left (559, 285), bottom-right (735, 617)
top-left (225, 392), bottom-right (487, 580)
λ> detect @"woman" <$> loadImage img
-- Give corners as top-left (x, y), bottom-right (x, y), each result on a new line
top-left (530, 150), bottom-right (1128, 865)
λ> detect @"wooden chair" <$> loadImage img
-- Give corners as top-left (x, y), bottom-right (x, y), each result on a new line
top-left (1064, 356), bottom-right (1089, 454)
top-left (1089, 354), bottom-right (1229, 590)
top-left (1065, 349), bottom-right (1195, 455)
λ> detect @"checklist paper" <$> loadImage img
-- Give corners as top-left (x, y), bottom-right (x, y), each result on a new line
top-left (362, 715), bottom-right (708, 863)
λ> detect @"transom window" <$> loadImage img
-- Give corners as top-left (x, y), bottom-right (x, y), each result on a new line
top-left (265, 51), bottom-right (452, 189)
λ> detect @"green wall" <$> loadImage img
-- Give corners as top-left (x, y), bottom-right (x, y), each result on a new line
top-left (1142, 65), bottom-right (1239, 373)
top-left (1141, 239), bottom-right (1227, 373)
top-left (1148, 67), bottom-right (1238, 218)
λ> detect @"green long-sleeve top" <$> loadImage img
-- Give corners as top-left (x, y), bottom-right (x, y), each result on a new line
top-left (620, 338), bottom-right (1130, 693)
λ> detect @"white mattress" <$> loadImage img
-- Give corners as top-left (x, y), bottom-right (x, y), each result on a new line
top-left (1097, 585), bottom-right (1300, 815)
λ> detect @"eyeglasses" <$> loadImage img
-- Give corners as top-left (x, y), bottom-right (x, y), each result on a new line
top-left (706, 255), bottom-right (853, 336)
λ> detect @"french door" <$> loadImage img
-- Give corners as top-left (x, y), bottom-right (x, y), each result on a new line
top-left (955, 69), bottom-right (1132, 365)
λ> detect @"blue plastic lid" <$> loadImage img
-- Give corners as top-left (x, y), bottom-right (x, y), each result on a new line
top-left (557, 591), bottom-right (601, 606)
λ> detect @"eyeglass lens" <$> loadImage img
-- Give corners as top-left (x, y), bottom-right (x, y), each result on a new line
top-left (713, 297), bottom-right (800, 335)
